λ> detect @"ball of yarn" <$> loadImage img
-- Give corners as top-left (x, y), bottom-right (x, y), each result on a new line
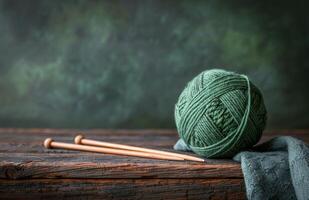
top-left (175, 69), bottom-right (267, 158)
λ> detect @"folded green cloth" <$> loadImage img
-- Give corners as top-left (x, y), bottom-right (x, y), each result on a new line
top-left (174, 136), bottom-right (309, 200)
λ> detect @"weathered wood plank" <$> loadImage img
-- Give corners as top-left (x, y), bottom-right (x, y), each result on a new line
top-left (0, 128), bottom-right (308, 180)
top-left (0, 178), bottom-right (245, 200)
top-left (0, 129), bottom-right (307, 199)
top-left (0, 153), bottom-right (241, 179)
top-left (0, 128), bottom-right (178, 136)
top-left (0, 139), bottom-right (175, 153)
top-left (0, 129), bottom-right (179, 153)
top-left (0, 129), bottom-right (307, 153)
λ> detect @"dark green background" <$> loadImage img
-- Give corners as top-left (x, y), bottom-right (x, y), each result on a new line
top-left (0, 0), bottom-right (308, 129)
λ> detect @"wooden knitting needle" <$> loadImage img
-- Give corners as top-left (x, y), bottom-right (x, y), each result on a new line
top-left (43, 138), bottom-right (184, 161)
top-left (74, 135), bottom-right (205, 162)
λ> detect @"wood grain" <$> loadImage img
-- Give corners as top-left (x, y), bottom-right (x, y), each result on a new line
top-left (0, 128), bottom-right (308, 199)
top-left (0, 179), bottom-right (245, 200)
top-left (0, 153), bottom-right (241, 179)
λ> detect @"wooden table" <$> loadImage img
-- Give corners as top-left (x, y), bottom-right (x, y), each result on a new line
top-left (0, 129), bottom-right (308, 200)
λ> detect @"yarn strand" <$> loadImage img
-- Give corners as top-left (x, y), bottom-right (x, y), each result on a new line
top-left (175, 69), bottom-right (267, 158)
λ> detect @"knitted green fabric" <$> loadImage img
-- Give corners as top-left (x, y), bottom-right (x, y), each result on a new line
top-left (174, 69), bottom-right (267, 158)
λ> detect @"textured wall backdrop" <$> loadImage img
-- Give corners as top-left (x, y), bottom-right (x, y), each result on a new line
top-left (0, 0), bottom-right (308, 128)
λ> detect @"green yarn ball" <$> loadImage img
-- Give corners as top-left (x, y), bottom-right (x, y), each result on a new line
top-left (175, 69), bottom-right (267, 158)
